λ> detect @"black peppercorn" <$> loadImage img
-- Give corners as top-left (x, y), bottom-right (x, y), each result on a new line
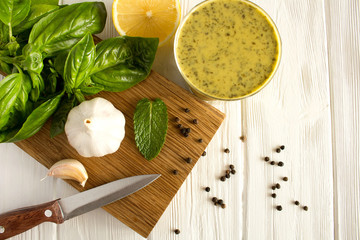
top-left (303, 206), bottom-right (308, 211)
top-left (231, 169), bottom-right (236, 174)
top-left (276, 148), bottom-right (281, 153)
top-left (226, 170), bottom-right (230, 175)
top-left (185, 128), bottom-right (191, 133)
top-left (173, 170), bottom-right (178, 175)
top-left (224, 148), bottom-right (230, 153)
top-left (229, 164), bottom-right (235, 170)
top-left (217, 199), bottom-right (223, 205)
top-left (175, 117), bottom-right (180, 122)
top-left (240, 136), bottom-right (246, 141)
top-left (220, 176), bottom-right (226, 181)
top-left (283, 177), bottom-right (288, 181)
top-left (271, 186), bottom-right (276, 190)
top-left (205, 187), bottom-right (210, 192)
top-left (271, 193), bottom-right (276, 198)
top-left (183, 132), bottom-right (189, 138)
top-left (212, 197), bottom-right (218, 203)
top-left (225, 173), bottom-right (230, 179)
top-left (264, 156), bottom-right (270, 162)
top-left (177, 124), bottom-right (182, 128)
top-left (174, 229), bottom-right (180, 234)
top-left (295, 201), bottom-right (300, 205)
top-left (185, 157), bottom-right (192, 163)
top-left (280, 145), bottom-right (285, 150)
top-left (276, 205), bottom-right (282, 211)
top-left (270, 161), bottom-right (275, 165)
top-left (275, 183), bottom-right (281, 189)
top-left (198, 138), bottom-right (203, 143)
top-left (181, 128), bottom-right (186, 134)
top-left (184, 108), bottom-right (190, 113)
top-left (193, 119), bottom-right (198, 124)
top-left (221, 203), bottom-right (226, 209)
top-left (202, 151), bottom-right (206, 156)
top-left (278, 161), bottom-right (284, 167)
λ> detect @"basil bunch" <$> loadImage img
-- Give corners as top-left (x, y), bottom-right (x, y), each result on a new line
top-left (0, 1), bottom-right (159, 143)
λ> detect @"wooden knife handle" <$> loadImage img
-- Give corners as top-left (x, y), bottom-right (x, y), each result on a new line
top-left (0, 199), bottom-right (64, 240)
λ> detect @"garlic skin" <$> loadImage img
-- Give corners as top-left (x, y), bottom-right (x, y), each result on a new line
top-left (65, 97), bottom-right (126, 157)
top-left (47, 159), bottom-right (88, 187)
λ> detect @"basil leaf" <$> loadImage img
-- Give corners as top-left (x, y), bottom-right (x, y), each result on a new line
top-left (13, 4), bottom-right (60, 35)
top-left (0, 73), bottom-right (22, 129)
top-left (0, 60), bottom-right (12, 74)
top-left (28, 71), bottom-right (45, 102)
top-left (31, 0), bottom-right (59, 6)
top-left (89, 36), bottom-right (158, 92)
top-left (50, 95), bottom-right (76, 138)
top-left (134, 98), bottom-right (168, 160)
top-left (64, 33), bottom-right (95, 93)
top-left (0, 21), bottom-right (9, 46)
top-left (0, 0), bottom-right (31, 28)
top-left (53, 50), bottom-right (68, 77)
top-left (27, 2), bottom-right (106, 57)
top-left (4, 92), bottom-right (63, 142)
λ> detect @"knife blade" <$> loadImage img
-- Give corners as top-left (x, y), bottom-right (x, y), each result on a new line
top-left (0, 174), bottom-right (160, 240)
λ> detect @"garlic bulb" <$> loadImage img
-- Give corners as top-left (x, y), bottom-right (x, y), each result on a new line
top-left (46, 159), bottom-right (88, 187)
top-left (65, 97), bottom-right (126, 157)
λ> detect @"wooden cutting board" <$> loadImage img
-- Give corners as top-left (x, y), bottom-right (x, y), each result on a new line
top-left (10, 71), bottom-right (225, 238)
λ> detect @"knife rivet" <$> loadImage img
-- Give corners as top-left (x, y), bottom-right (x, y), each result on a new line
top-left (0, 226), bottom-right (5, 233)
top-left (45, 210), bottom-right (53, 217)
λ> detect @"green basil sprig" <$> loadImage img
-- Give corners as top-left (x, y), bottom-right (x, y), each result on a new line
top-left (22, 2), bottom-right (106, 73)
top-left (0, 0), bottom-right (31, 36)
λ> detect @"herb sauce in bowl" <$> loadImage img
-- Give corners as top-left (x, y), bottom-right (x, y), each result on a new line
top-left (174, 0), bottom-right (281, 100)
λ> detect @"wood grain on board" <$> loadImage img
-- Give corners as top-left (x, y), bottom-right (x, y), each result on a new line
top-left (11, 71), bottom-right (225, 238)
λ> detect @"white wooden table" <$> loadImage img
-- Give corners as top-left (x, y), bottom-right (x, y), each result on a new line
top-left (1, 0), bottom-right (359, 239)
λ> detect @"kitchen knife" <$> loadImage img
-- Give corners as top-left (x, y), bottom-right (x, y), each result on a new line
top-left (0, 174), bottom-right (160, 240)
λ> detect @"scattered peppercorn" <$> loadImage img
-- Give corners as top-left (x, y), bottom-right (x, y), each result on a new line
top-left (174, 229), bottom-right (180, 234)
top-left (295, 201), bottom-right (300, 205)
top-left (270, 161), bottom-right (275, 165)
top-left (280, 145), bottom-right (285, 150)
top-left (276, 148), bottom-right (281, 153)
top-left (205, 187), bottom-right (210, 192)
top-left (198, 138), bottom-right (203, 143)
top-left (264, 156), bottom-right (270, 162)
top-left (177, 124), bottom-right (182, 128)
top-left (240, 136), bottom-right (246, 142)
top-left (278, 161), bottom-right (284, 167)
top-left (283, 177), bottom-right (288, 181)
top-left (193, 119), bottom-right (198, 124)
top-left (202, 151), bottom-right (206, 156)
top-left (303, 206), bottom-right (308, 211)
top-left (185, 157), bottom-right (192, 163)
top-left (276, 205), bottom-right (282, 211)
top-left (275, 183), bottom-right (281, 189)
top-left (184, 108), bottom-right (190, 113)
top-left (174, 117), bottom-right (180, 122)
top-left (217, 199), bottom-right (224, 205)
top-left (212, 197), bottom-right (218, 203)
top-left (173, 170), bottom-right (178, 175)
top-left (181, 128), bottom-right (186, 134)
top-left (271, 193), bottom-right (276, 198)
top-left (226, 170), bottom-right (230, 174)
top-left (185, 128), bottom-right (191, 133)
top-left (221, 203), bottom-right (226, 209)
top-left (231, 169), bottom-right (236, 174)
top-left (183, 132), bottom-right (189, 137)
top-left (225, 173), bottom-right (230, 179)
top-left (229, 164), bottom-right (235, 170)
top-left (224, 148), bottom-right (230, 153)
top-left (220, 176), bottom-right (226, 181)
top-left (271, 186), bottom-right (276, 190)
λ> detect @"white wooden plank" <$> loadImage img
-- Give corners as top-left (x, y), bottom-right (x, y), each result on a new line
top-left (325, 0), bottom-right (360, 239)
top-left (242, 0), bottom-right (334, 239)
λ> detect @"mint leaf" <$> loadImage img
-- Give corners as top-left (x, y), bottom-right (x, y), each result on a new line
top-left (134, 98), bottom-right (168, 160)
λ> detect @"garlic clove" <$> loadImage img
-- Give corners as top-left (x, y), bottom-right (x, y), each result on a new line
top-left (46, 159), bottom-right (88, 187)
